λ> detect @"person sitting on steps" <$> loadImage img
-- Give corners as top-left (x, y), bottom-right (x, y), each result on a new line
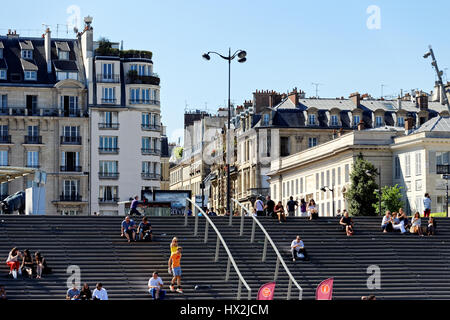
top-left (290, 236), bottom-right (309, 262)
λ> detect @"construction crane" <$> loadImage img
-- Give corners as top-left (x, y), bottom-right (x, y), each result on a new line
top-left (424, 46), bottom-right (450, 113)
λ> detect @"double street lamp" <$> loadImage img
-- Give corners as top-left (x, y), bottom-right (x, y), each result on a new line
top-left (202, 49), bottom-right (247, 220)
top-left (320, 186), bottom-right (335, 217)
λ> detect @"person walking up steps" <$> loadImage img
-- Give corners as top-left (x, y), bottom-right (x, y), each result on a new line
top-left (168, 247), bottom-right (183, 294)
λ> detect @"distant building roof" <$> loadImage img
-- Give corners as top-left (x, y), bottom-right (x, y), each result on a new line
top-left (413, 116), bottom-right (450, 133)
top-left (53, 60), bottom-right (78, 72)
top-left (20, 58), bottom-right (38, 71)
top-left (19, 40), bottom-right (33, 50)
top-left (55, 41), bottom-right (70, 52)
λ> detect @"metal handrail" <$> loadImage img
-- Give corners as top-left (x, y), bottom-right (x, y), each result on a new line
top-left (185, 198), bottom-right (252, 300)
top-left (231, 198), bottom-right (303, 300)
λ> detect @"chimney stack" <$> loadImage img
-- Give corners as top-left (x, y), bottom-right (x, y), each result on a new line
top-left (44, 28), bottom-right (52, 74)
top-left (350, 92), bottom-right (361, 108)
top-left (405, 117), bottom-right (414, 133)
top-left (397, 96), bottom-right (402, 110)
top-left (357, 120), bottom-right (365, 131)
top-left (417, 94), bottom-right (429, 110)
top-left (288, 88), bottom-right (299, 106)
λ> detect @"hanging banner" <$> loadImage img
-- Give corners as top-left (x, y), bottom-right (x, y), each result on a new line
top-left (316, 278), bottom-right (334, 300)
top-left (257, 282), bottom-right (276, 300)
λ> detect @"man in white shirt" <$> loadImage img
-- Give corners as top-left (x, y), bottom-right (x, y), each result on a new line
top-left (148, 271), bottom-right (165, 300)
top-left (423, 193), bottom-right (432, 218)
top-left (254, 198), bottom-right (265, 217)
top-left (290, 236), bottom-right (309, 262)
top-left (92, 283), bottom-right (108, 300)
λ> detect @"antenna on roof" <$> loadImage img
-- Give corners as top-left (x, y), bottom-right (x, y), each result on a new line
top-left (121, 40), bottom-right (124, 51)
top-left (311, 83), bottom-right (323, 98)
top-left (381, 84), bottom-right (388, 99)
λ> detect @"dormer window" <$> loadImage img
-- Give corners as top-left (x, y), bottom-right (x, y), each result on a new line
top-left (0, 70), bottom-right (6, 80)
top-left (308, 114), bottom-right (316, 125)
top-left (353, 115), bottom-right (360, 127)
top-left (375, 116), bottom-right (383, 127)
top-left (262, 114), bottom-right (270, 126)
top-left (24, 71), bottom-right (37, 81)
top-left (21, 50), bottom-right (33, 60)
top-left (331, 115), bottom-right (339, 126)
top-left (58, 51), bottom-right (69, 60)
top-left (398, 116), bottom-right (405, 127)
top-left (57, 71), bottom-right (78, 81)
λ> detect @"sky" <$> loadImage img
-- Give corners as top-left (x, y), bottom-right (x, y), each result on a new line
top-left (1, 0), bottom-right (450, 143)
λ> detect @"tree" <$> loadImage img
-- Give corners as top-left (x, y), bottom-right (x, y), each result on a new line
top-left (374, 184), bottom-right (404, 215)
top-left (345, 154), bottom-right (378, 216)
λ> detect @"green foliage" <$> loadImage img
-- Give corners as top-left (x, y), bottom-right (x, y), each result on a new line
top-left (174, 147), bottom-right (183, 159)
top-left (374, 184), bottom-right (405, 215)
top-left (95, 38), bottom-right (119, 56)
top-left (345, 154), bottom-right (378, 216)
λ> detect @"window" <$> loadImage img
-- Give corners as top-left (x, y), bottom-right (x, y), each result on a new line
top-left (300, 177), bottom-right (303, 193)
top-left (102, 87), bottom-right (115, 103)
top-left (58, 51), bottom-right (69, 60)
top-left (138, 65), bottom-right (147, 76)
top-left (437, 152), bottom-right (449, 165)
top-left (398, 117), bottom-right (405, 127)
top-left (308, 114), bottom-right (316, 125)
top-left (405, 154), bottom-right (411, 177)
top-left (0, 70), bottom-right (6, 80)
top-left (63, 126), bottom-right (80, 137)
top-left (62, 210), bottom-right (79, 216)
top-left (337, 167), bottom-right (341, 185)
top-left (266, 132), bottom-right (271, 157)
top-left (296, 179), bottom-right (299, 195)
top-left (64, 180), bottom-right (80, 196)
top-left (375, 116), bottom-right (383, 127)
top-left (101, 111), bottom-right (118, 125)
top-left (103, 63), bottom-right (114, 79)
top-left (332, 169), bottom-right (336, 186)
top-left (57, 72), bottom-right (78, 81)
top-left (100, 161), bottom-right (118, 174)
top-left (62, 152), bottom-right (80, 171)
top-left (395, 156), bottom-right (401, 179)
top-left (345, 164), bottom-right (350, 183)
top-left (130, 88), bottom-right (140, 103)
top-left (415, 180), bottom-right (422, 191)
top-left (28, 126), bottom-right (39, 137)
top-left (21, 50), bottom-right (33, 59)
top-left (415, 152), bottom-right (422, 176)
top-left (0, 125), bottom-right (8, 137)
top-left (1, 95), bottom-right (6, 110)
top-left (263, 114), bottom-right (270, 126)
top-left (99, 136), bottom-right (118, 150)
top-left (308, 137), bottom-right (317, 148)
top-left (331, 115), bottom-right (338, 126)
top-left (280, 137), bottom-right (290, 157)
top-left (60, 96), bottom-right (79, 116)
top-left (0, 151), bottom-right (8, 166)
top-left (24, 71), bottom-right (37, 81)
top-left (1, 182), bottom-right (8, 197)
top-left (99, 186), bottom-right (118, 201)
top-left (27, 151), bottom-right (39, 167)
top-left (321, 172), bottom-right (324, 189)
top-left (353, 115), bottom-right (360, 126)
top-left (315, 173), bottom-right (319, 190)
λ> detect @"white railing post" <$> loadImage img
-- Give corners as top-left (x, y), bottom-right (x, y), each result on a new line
top-left (215, 236), bottom-right (220, 262)
top-left (186, 198), bottom-right (252, 301)
top-left (184, 210), bottom-right (188, 226)
top-left (237, 278), bottom-right (242, 300)
top-left (287, 278), bottom-right (292, 300)
top-left (274, 256), bottom-right (280, 281)
top-left (250, 219), bottom-right (256, 243)
top-left (231, 198), bottom-right (303, 300)
top-left (204, 220), bottom-right (209, 243)
top-left (229, 207), bottom-right (233, 226)
top-left (194, 206), bottom-right (198, 237)
top-left (239, 207), bottom-right (245, 236)
top-left (225, 257), bottom-right (231, 282)
top-left (262, 237), bottom-right (268, 262)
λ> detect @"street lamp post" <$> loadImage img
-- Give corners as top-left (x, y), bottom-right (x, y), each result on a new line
top-left (320, 186), bottom-right (335, 217)
top-left (202, 49), bottom-right (247, 223)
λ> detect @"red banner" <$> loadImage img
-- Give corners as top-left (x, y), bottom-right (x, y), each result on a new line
top-left (315, 278), bottom-right (334, 300)
top-left (257, 282), bottom-right (276, 300)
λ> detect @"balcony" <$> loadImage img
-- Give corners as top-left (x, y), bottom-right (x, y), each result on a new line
top-left (126, 74), bottom-right (160, 86)
top-left (101, 98), bottom-right (117, 105)
top-left (0, 135), bottom-right (11, 144)
top-left (99, 123), bottom-right (120, 130)
top-left (98, 197), bottom-right (120, 204)
top-left (59, 194), bottom-right (82, 202)
top-left (24, 135), bottom-right (42, 144)
top-left (60, 166), bottom-right (82, 173)
top-left (98, 172), bottom-right (120, 180)
top-left (129, 99), bottom-right (160, 106)
top-left (141, 148), bottom-right (160, 156)
top-left (61, 136), bottom-right (82, 145)
top-left (141, 172), bottom-right (161, 180)
top-left (99, 147), bottom-right (119, 155)
top-left (96, 74), bottom-right (121, 83)
top-left (141, 124), bottom-right (161, 132)
top-left (0, 107), bottom-right (83, 118)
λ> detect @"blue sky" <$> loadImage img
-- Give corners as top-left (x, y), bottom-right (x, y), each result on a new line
top-left (1, 0), bottom-right (449, 142)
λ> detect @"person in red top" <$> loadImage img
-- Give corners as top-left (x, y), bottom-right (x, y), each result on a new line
top-left (274, 201), bottom-right (287, 224)
top-left (168, 247), bottom-right (183, 293)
